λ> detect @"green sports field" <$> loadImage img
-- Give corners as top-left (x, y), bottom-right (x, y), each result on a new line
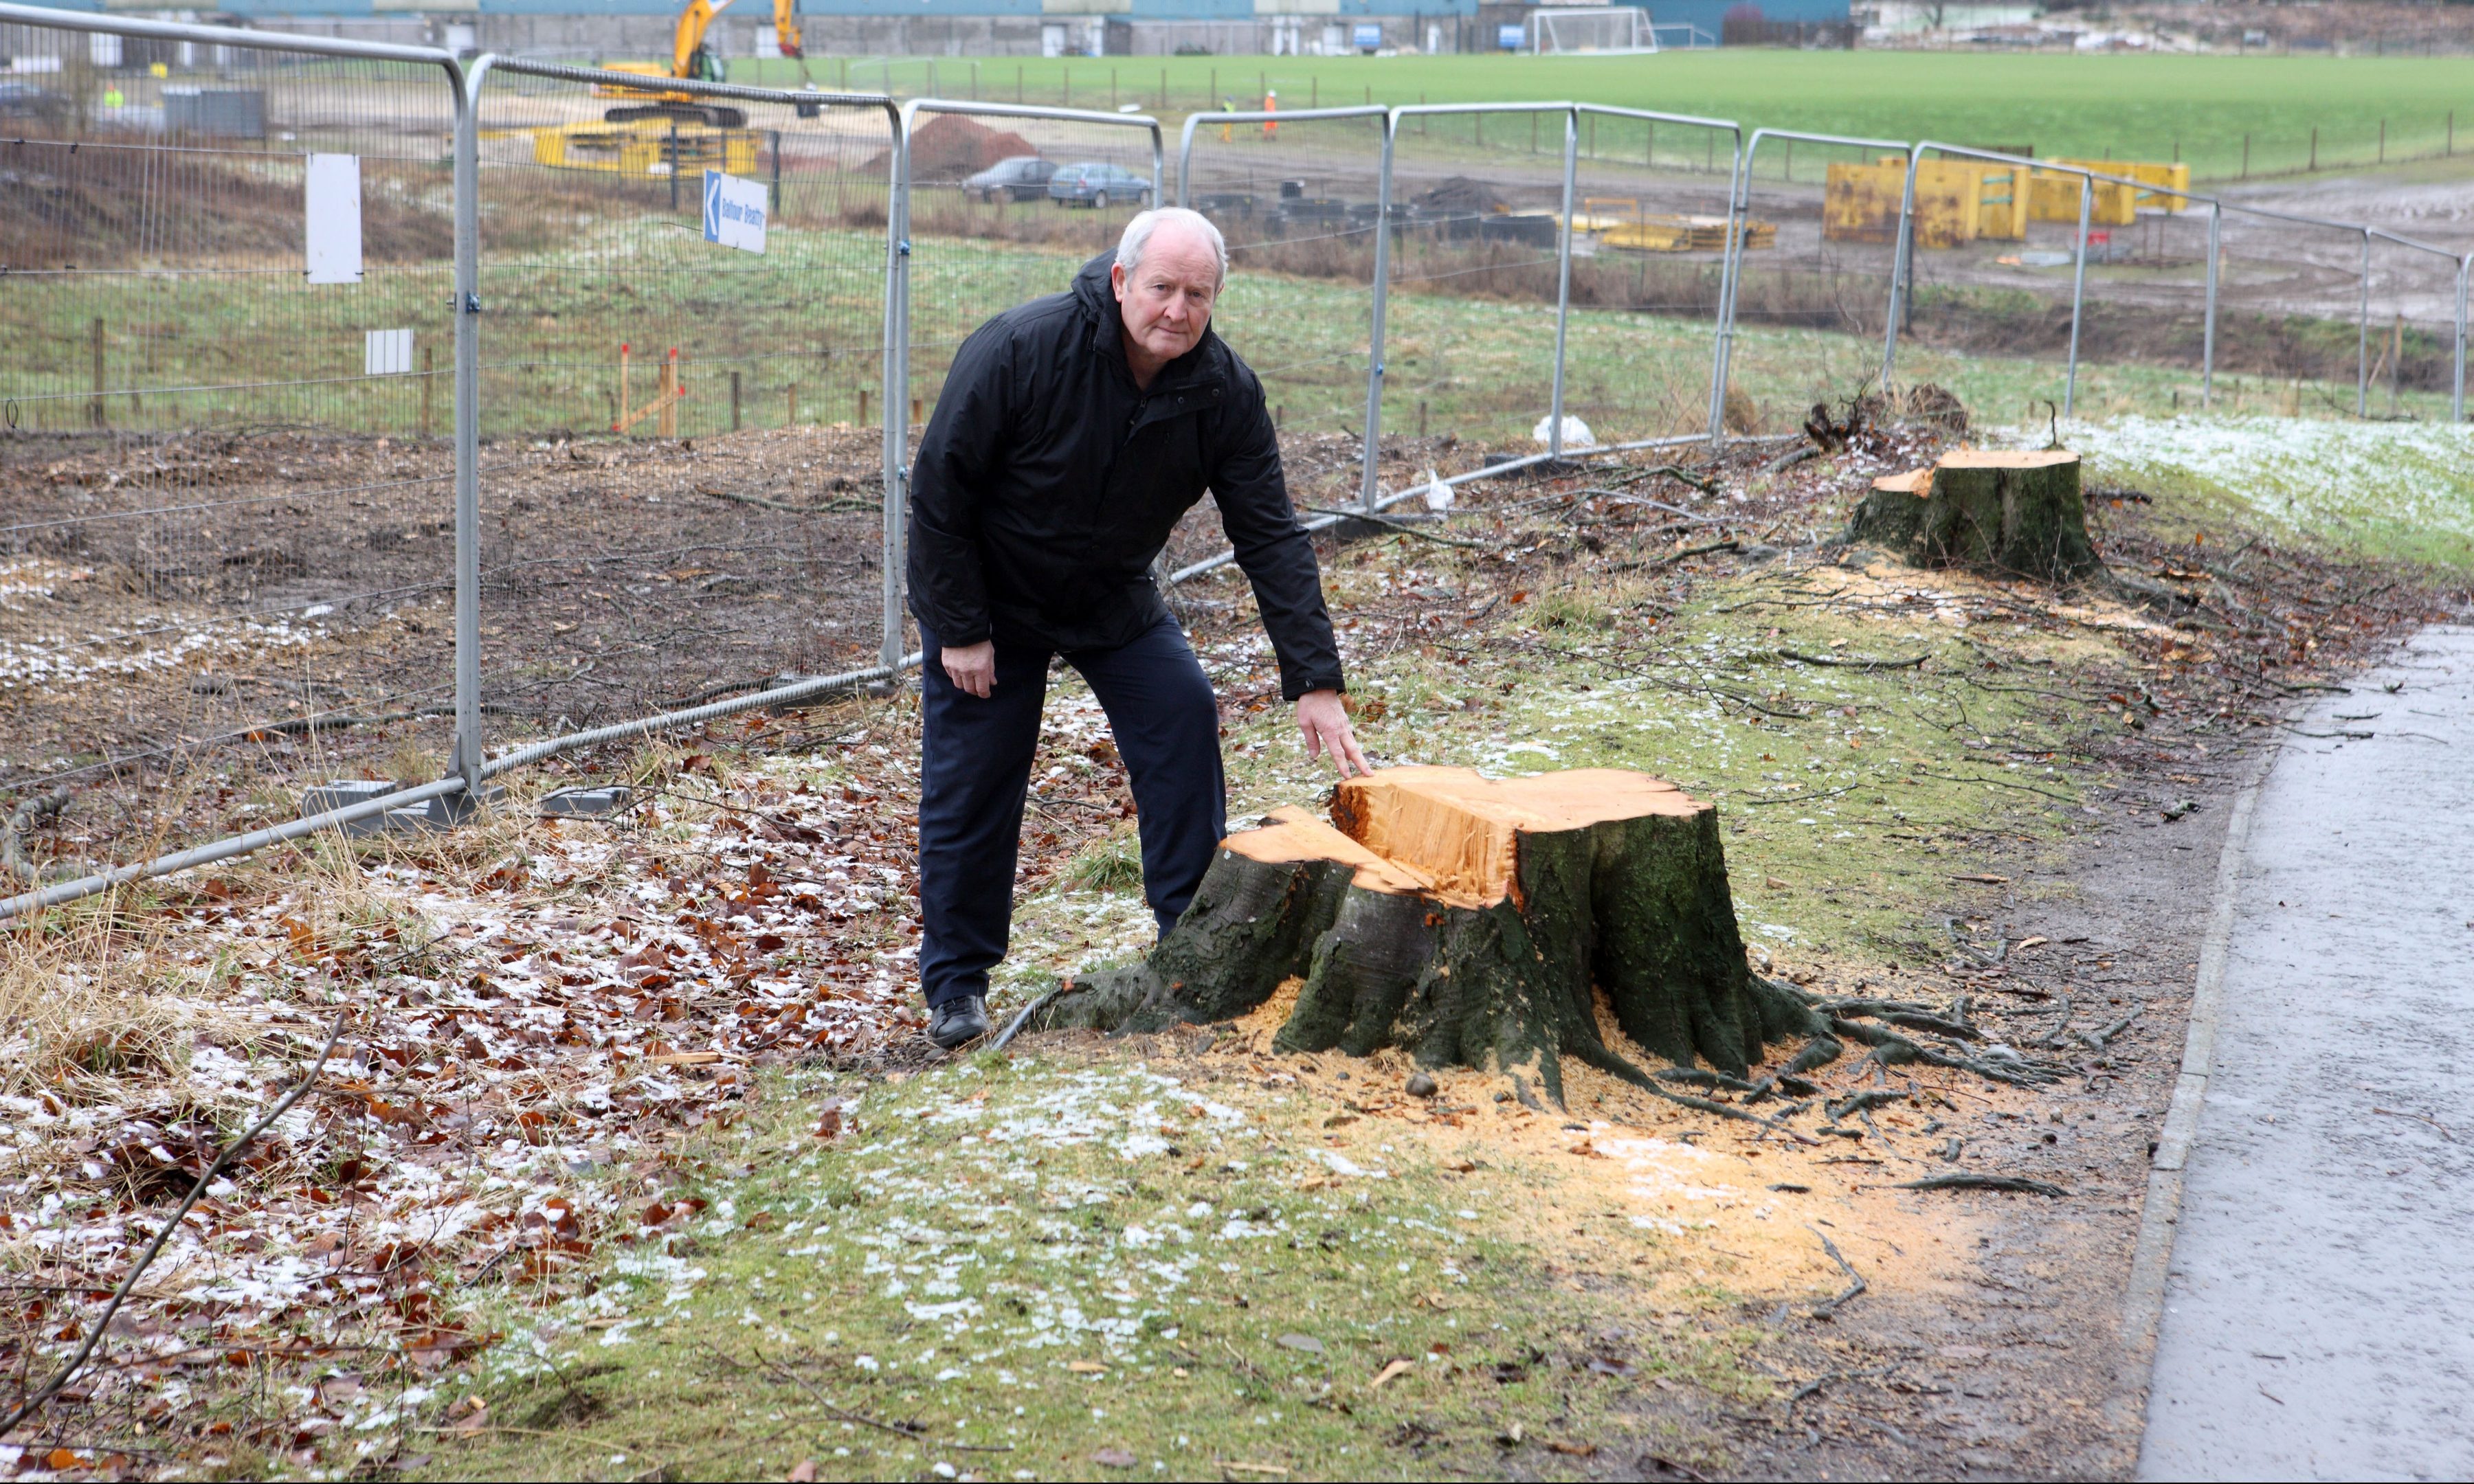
top-left (722, 49), bottom-right (2474, 182)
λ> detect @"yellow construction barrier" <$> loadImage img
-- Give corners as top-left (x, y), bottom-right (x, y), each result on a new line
top-left (1823, 161), bottom-right (1906, 245)
top-left (531, 118), bottom-right (758, 178)
top-left (2052, 159), bottom-right (2192, 212)
top-left (1823, 159), bottom-right (2027, 247)
top-left (2029, 170), bottom-right (2139, 227)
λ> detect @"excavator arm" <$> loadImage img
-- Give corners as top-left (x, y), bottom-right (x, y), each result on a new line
top-left (669, 0), bottom-right (735, 82)
top-left (774, 0), bottom-right (804, 59)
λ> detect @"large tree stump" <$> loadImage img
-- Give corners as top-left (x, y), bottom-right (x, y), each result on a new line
top-left (1847, 449), bottom-right (2099, 583)
top-left (1042, 766), bottom-right (1828, 1106)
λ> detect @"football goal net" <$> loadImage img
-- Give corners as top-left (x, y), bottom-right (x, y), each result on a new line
top-left (1528, 7), bottom-right (1660, 54)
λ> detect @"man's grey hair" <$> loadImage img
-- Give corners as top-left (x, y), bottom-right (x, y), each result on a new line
top-left (1116, 207), bottom-right (1228, 289)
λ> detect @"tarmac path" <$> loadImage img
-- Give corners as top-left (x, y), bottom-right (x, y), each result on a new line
top-left (2137, 626), bottom-right (2474, 1481)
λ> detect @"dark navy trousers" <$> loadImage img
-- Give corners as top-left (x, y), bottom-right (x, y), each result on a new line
top-left (916, 617), bottom-right (1225, 1009)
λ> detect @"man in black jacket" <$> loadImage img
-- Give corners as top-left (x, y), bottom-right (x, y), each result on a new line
top-left (906, 207), bottom-right (1368, 1048)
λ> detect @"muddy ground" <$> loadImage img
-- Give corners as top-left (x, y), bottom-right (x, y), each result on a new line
top-left (0, 420), bottom-right (1423, 876)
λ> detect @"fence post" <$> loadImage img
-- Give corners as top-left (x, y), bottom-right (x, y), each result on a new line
top-left (1548, 107), bottom-right (1578, 459)
top-left (2064, 173), bottom-right (2091, 420)
top-left (2454, 254), bottom-right (2468, 424)
top-left (89, 317), bottom-right (105, 427)
top-left (2356, 230), bottom-right (2372, 418)
top-left (884, 104), bottom-right (913, 672)
top-left (2202, 201), bottom-right (2221, 410)
top-left (1709, 129), bottom-right (1754, 451)
top-left (1882, 146), bottom-right (1922, 394)
top-left (450, 56), bottom-right (491, 789)
top-left (1359, 112), bottom-right (1396, 513)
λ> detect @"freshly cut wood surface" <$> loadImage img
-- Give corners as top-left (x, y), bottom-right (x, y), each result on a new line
top-left (1935, 448), bottom-right (2077, 469)
top-left (1221, 805), bottom-right (1435, 897)
top-left (1329, 765), bottom-right (1704, 906)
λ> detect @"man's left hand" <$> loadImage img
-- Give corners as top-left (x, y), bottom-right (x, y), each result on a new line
top-left (1295, 690), bottom-right (1372, 778)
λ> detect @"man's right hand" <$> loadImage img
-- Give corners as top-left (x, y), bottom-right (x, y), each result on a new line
top-left (941, 640), bottom-right (996, 698)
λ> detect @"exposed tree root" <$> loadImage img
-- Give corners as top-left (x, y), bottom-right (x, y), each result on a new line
top-left (1891, 1173), bottom-right (2069, 1198)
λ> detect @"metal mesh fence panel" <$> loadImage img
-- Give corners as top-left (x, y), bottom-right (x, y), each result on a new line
top-left (1898, 151), bottom-right (2216, 427)
top-left (2363, 232), bottom-right (2464, 423)
top-left (896, 102), bottom-right (1161, 626)
top-left (0, 12), bottom-right (463, 877)
top-left (2208, 212), bottom-right (2390, 420)
top-left (1560, 107), bottom-right (1735, 446)
top-left (467, 64), bottom-right (899, 748)
top-left (1379, 105), bottom-right (1576, 465)
top-left (1176, 106), bottom-right (1385, 556)
top-left (1711, 133), bottom-right (1901, 438)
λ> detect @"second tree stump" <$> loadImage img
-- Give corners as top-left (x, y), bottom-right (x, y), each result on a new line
top-left (1045, 766), bottom-right (1822, 1105)
top-left (1848, 448), bottom-right (2099, 583)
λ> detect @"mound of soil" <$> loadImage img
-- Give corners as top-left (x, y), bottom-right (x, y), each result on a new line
top-left (865, 114), bottom-right (1038, 183)
top-left (0, 133), bottom-right (451, 270)
top-left (1412, 176), bottom-right (1510, 214)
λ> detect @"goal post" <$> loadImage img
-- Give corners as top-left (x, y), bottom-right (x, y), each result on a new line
top-left (1528, 6), bottom-right (1660, 55)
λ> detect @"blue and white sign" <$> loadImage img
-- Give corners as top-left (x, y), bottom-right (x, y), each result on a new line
top-left (702, 169), bottom-right (768, 255)
top-left (1497, 22), bottom-right (1526, 49)
top-left (1352, 22), bottom-right (1382, 49)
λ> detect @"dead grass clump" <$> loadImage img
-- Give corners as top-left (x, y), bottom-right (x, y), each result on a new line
top-left (0, 905), bottom-right (195, 1099)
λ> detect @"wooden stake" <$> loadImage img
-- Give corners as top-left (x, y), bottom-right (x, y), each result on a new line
top-left (2391, 311), bottom-right (2404, 413)
top-left (89, 317), bottom-right (105, 428)
top-left (616, 341), bottom-right (631, 433)
top-left (910, 396), bottom-right (923, 427)
top-left (420, 344), bottom-right (434, 438)
top-left (658, 348), bottom-right (678, 439)
top-left (856, 387), bottom-right (867, 427)
top-left (731, 369), bottom-right (742, 431)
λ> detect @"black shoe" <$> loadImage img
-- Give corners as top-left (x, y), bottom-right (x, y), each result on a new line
top-left (928, 996), bottom-right (990, 1050)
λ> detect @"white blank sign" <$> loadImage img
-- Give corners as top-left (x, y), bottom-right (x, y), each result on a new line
top-left (305, 153), bottom-right (363, 284)
top-left (365, 328), bottom-right (414, 376)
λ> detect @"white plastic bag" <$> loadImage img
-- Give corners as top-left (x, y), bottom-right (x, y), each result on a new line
top-left (1531, 413), bottom-right (1596, 449)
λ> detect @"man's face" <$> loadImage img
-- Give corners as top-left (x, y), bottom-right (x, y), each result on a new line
top-left (1111, 225), bottom-right (1220, 367)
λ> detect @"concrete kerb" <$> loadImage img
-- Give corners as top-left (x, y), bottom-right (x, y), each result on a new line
top-left (2104, 756), bottom-right (2271, 1443)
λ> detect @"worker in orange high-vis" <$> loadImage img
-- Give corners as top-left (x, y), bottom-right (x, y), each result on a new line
top-left (1262, 89), bottom-right (1277, 138)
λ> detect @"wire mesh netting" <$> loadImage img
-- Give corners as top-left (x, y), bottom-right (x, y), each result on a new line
top-left (1714, 136), bottom-right (1902, 434)
top-left (2363, 233), bottom-right (2463, 423)
top-left (1897, 155), bottom-right (2216, 425)
top-left (1178, 109), bottom-right (1385, 554)
top-left (898, 103), bottom-right (1161, 606)
top-left (467, 65), bottom-right (899, 750)
top-left (0, 17), bottom-right (463, 877)
top-left (1559, 107), bottom-right (1735, 447)
top-left (2209, 213), bottom-right (2391, 420)
top-left (1379, 106), bottom-right (1577, 463)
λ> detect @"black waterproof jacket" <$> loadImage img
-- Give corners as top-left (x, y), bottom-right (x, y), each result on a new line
top-left (905, 251), bottom-right (1345, 700)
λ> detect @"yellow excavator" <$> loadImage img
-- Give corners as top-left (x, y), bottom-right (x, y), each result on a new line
top-left (599, 0), bottom-right (818, 128)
